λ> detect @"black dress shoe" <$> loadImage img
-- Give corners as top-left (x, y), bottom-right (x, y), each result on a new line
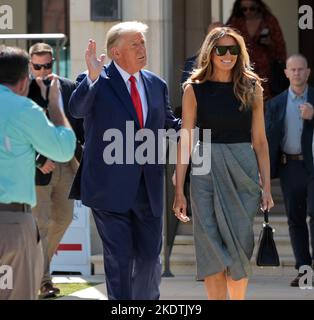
top-left (40, 283), bottom-right (56, 299)
top-left (39, 282), bottom-right (60, 298)
top-left (50, 283), bottom-right (61, 295)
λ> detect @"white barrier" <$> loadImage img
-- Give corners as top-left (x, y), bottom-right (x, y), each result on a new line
top-left (50, 200), bottom-right (91, 275)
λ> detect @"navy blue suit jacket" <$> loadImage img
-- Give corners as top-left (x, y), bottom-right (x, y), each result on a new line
top-left (180, 55), bottom-right (197, 86)
top-left (265, 87), bottom-right (314, 179)
top-left (69, 62), bottom-right (181, 217)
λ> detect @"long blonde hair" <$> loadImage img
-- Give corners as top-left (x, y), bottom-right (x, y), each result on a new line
top-left (186, 27), bottom-right (262, 110)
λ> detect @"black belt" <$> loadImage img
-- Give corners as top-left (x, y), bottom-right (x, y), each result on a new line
top-left (0, 203), bottom-right (31, 213)
top-left (281, 153), bottom-right (304, 164)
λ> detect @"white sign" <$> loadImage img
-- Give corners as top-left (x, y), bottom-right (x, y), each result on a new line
top-left (50, 201), bottom-right (91, 276)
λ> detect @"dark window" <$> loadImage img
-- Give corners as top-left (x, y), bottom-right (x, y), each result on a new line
top-left (91, 0), bottom-right (122, 21)
top-left (27, 0), bottom-right (71, 78)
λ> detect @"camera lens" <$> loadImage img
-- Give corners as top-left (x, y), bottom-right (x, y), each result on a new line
top-left (43, 79), bottom-right (51, 86)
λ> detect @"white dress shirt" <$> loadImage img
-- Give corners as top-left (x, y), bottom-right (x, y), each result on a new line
top-left (87, 62), bottom-right (148, 125)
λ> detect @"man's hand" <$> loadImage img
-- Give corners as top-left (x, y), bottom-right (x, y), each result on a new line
top-left (48, 75), bottom-right (60, 108)
top-left (39, 159), bottom-right (56, 174)
top-left (300, 102), bottom-right (314, 120)
top-left (85, 39), bottom-right (106, 82)
top-left (35, 77), bottom-right (49, 100)
top-left (35, 73), bottom-right (59, 103)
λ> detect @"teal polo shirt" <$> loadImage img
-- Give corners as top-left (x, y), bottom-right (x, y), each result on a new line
top-left (0, 84), bottom-right (76, 207)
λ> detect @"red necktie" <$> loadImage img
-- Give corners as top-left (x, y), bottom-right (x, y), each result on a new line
top-left (129, 76), bottom-right (144, 128)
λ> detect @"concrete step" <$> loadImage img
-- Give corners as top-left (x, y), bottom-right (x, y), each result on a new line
top-left (166, 233), bottom-right (294, 275)
top-left (269, 203), bottom-right (286, 215)
top-left (91, 215), bottom-right (295, 276)
top-left (254, 216), bottom-right (289, 237)
top-left (171, 235), bottom-right (293, 257)
top-left (253, 235), bottom-right (293, 256)
top-left (177, 220), bottom-right (193, 236)
top-left (166, 254), bottom-right (295, 276)
top-left (169, 237), bottom-right (196, 255)
top-left (91, 254), bottom-right (104, 275)
top-left (91, 251), bottom-right (295, 277)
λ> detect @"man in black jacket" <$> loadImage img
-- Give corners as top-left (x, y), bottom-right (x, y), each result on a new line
top-left (266, 54), bottom-right (314, 287)
top-left (28, 43), bottom-right (84, 298)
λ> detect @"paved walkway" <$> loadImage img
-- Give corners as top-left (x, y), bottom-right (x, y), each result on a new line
top-left (54, 267), bottom-right (314, 300)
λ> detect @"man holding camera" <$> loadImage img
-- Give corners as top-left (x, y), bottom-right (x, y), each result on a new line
top-left (0, 45), bottom-right (76, 299)
top-left (28, 43), bottom-right (84, 298)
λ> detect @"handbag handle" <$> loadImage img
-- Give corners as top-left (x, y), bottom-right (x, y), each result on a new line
top-left (263, 209), bottom-right (269, 224)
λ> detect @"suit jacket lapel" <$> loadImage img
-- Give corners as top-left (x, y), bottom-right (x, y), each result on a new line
top-left (140, 70), bottom-right (152, 128)
top-left (303, 86), bottom-right (314, 133)
top-left (107, 62), bottom-right (141, 128)
top-left (307, 87), bottom-right (314, 105)
top-left (58, 79), bottom-right (69, 117)
top-left (278, 90), bottom-right (289, 122)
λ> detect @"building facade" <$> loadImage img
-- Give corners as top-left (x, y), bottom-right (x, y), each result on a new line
top-left (0, 0), bottom-right (312, 257)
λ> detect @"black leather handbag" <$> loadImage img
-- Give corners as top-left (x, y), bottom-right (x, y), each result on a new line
top-left (256, 210), bottom-right (280, 267)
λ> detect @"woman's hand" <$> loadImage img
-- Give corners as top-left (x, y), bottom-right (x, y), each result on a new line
top-left (261, 190), bottom-right (274, 212)
top-left (173, 193), bottom-right (190, 223)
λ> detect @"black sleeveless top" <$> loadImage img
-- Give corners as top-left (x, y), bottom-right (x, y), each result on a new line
top-left (192, 81), bottom-right (252, 144)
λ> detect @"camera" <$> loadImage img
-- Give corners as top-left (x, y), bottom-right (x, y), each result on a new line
top-left (43, 78), bottom-right (51, 86)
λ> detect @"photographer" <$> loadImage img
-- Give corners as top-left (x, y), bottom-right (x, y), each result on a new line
top-left (0, 45), bottom-right (76, 300)
top-left (28, 43), bottom-right (84, 299)
top-left (227, 0), bottom-right (287, 99)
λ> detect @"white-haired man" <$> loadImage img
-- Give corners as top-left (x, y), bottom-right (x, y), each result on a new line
top-left (69, 21), bottom-right (181, 300)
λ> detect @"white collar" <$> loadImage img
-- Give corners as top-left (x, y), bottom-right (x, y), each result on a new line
top-left (288, 85), bottom-right (308, 100)
top-left (114, 61), bottom-right (140, 84)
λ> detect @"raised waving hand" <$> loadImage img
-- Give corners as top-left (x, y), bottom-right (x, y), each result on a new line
top-left (85, 39), bottom-right (106, 82)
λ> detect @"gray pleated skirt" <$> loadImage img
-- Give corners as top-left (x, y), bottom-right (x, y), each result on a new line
top-left (190, 142), bottom-right (261, 281)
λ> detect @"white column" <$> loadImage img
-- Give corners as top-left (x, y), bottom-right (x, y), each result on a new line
top-left (122, 0), bottom-right (165, 77)
top-left (70, 0), bottom-right (116, 80)
top-left (222, 0), bottom-right (234, 23)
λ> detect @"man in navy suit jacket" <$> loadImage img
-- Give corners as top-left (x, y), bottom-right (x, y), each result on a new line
top-left (266, 54), bottom-right (314, 287)
top-left (69, 21), bottom-right (181, 300)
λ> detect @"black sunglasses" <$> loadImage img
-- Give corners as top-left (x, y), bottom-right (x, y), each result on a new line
top-left (31, 61), bottom-right (53, 70)
top-left (214, 45), bottom-right (241, 56)
top-left (241, 6), bottom-right (258, 12)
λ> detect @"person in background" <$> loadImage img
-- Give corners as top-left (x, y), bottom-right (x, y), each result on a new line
top-left (173, 27), bottom-right (273, 300)
top-left (266, 54), bottom-right (314, 287)
top-left (0, 46), bottom-right (76, 300)
top-left (28, 43), bottom-right (84, 299)
top-left (227, 0), bottom-right (287, 99)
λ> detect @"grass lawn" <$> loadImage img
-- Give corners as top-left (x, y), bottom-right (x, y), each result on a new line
top-left (40, 282), bottom-right (99, 300)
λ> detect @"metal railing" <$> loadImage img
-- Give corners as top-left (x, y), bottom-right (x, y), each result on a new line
top-left (0, 33), bottom-right (67, 74)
